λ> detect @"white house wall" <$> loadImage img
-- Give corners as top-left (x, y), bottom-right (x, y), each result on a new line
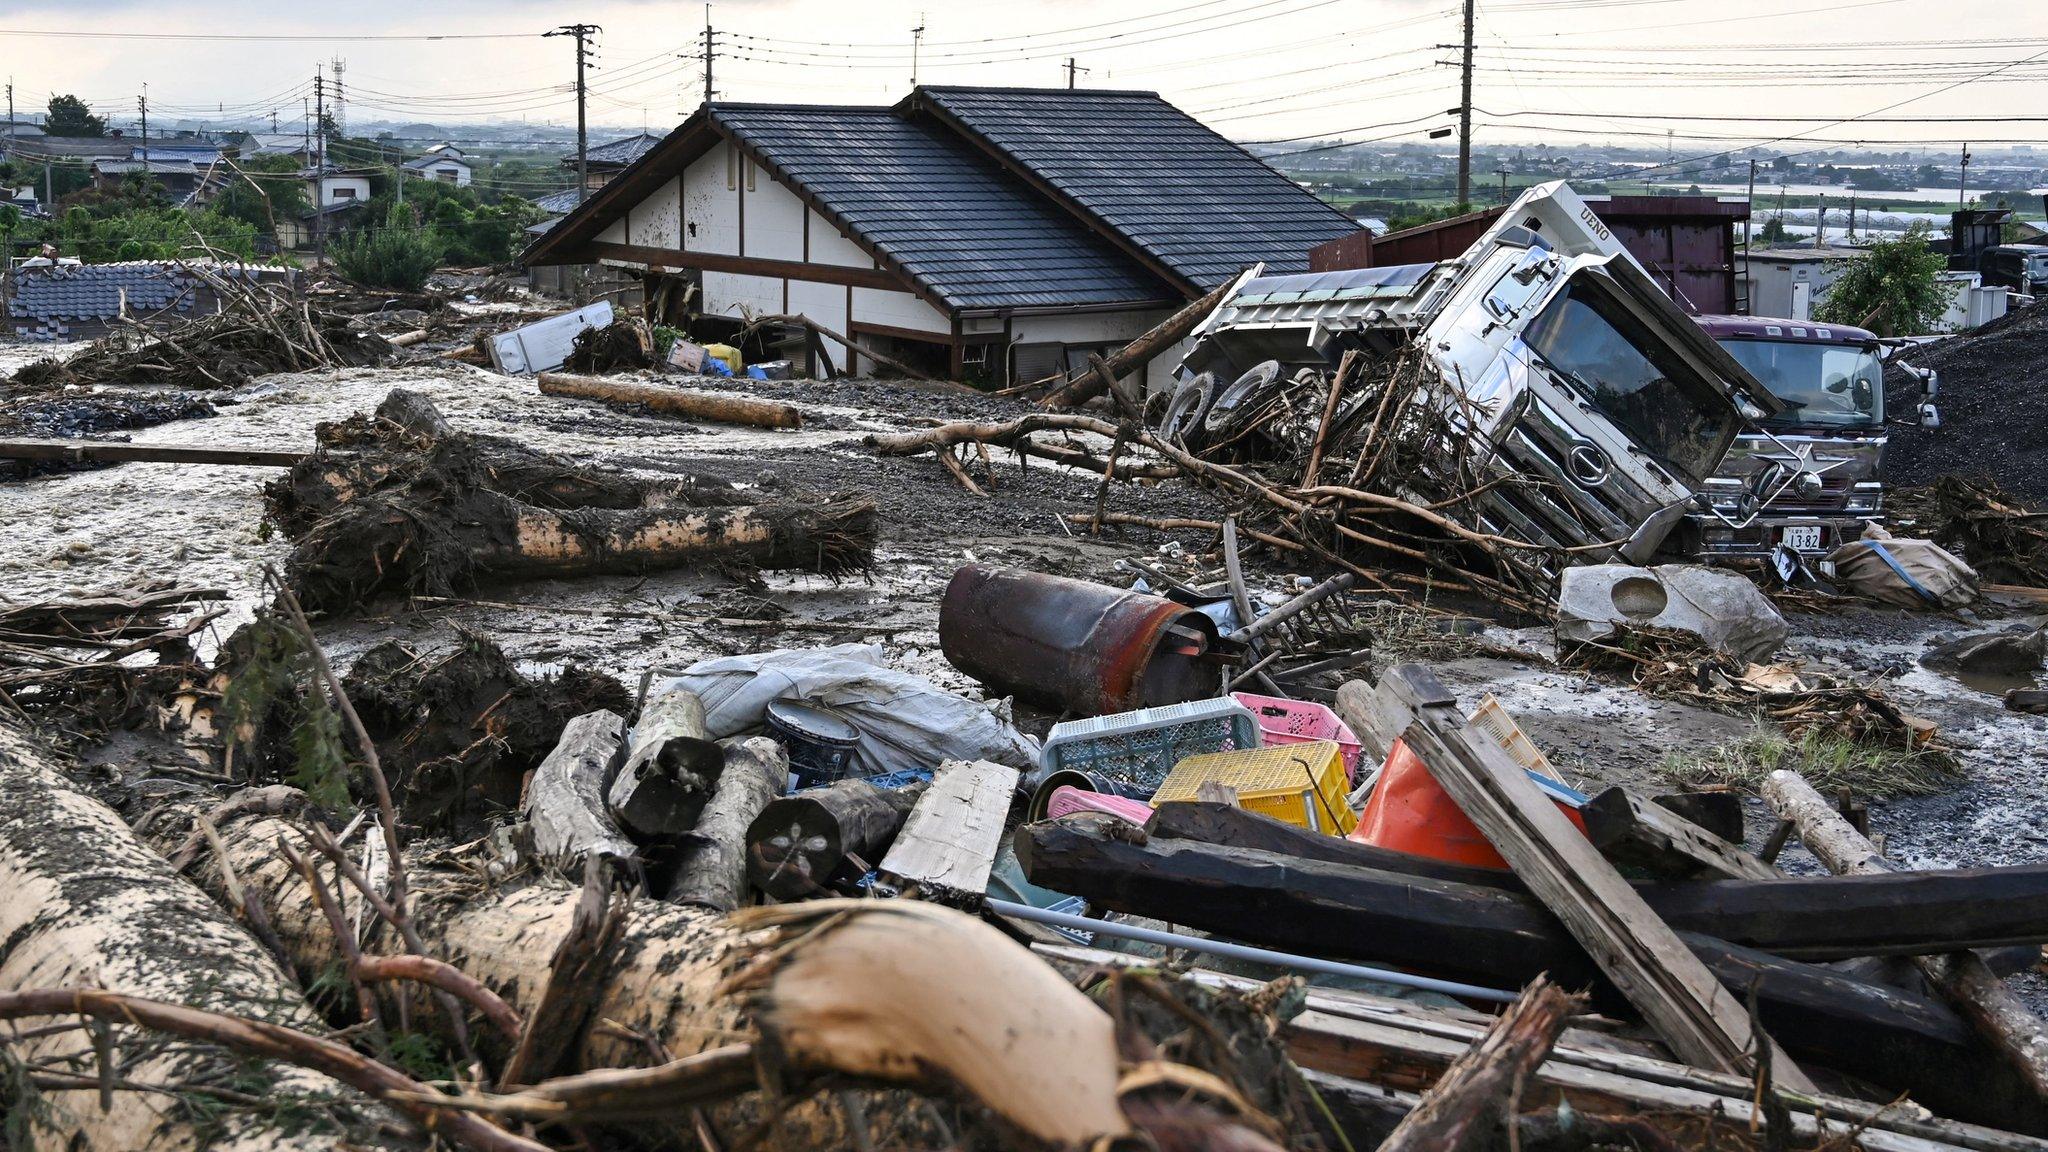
top-left (807, 208), bottom-right (868, 268)
top-left (681, 144), bottom-right (739, 255)
top-left (1010, 308), bottom-right (1179, 393)
top-left (851, 287), bottom-right (950, 337)
top-left (628, 176), bottom-right (682, 250)
top-left (788, 280), bottom-right (849, 379)
top-left (702, 271), bottom-right (783, 321)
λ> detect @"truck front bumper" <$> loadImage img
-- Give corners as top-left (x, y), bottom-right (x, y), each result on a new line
top-left (1685, 516), bottom-right (1877, 560)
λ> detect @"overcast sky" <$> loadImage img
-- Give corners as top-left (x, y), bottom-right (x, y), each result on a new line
top-left (2, 0), bottom-right (2041, 154)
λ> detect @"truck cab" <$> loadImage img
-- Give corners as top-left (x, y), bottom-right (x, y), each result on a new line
top-left (1981, 244), bottom-right (2048, 298)
top-left (1679, 316), bottom-right (1889, 559)
top-left (1176, 181), bottom-right (1781, 567)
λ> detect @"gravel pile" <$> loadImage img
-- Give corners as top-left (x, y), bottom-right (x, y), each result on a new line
top-left (1885, 299), bottom-right (2048, 500)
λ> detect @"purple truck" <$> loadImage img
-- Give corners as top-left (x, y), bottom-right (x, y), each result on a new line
top-left (1675, 314), bottom-right (1938, 559)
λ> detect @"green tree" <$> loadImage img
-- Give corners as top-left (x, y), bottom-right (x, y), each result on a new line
top-left (1757, 215), bottom-right (1790, 245)
top-left (1813, 223), bottom-right (1955, 336)
top-left (332, 203), bottom-right (443, 290)
top-left (211, 154), bottom-right (312, 235)
top-left (44, 94), bottom-right (106, 137)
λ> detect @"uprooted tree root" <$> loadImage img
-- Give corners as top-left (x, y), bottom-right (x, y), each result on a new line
top-left (0, 579), bottom-right (226, 744)
top-left (269, 389), bottom-right (876, 613)
top-left (1894, 477), bottom-right (2048, 588)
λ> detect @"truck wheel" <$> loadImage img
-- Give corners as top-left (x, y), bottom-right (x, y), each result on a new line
top-left (1159, 372), bottom-right (1215, 445)
top-left (1203, 360), bottom-right (1282, 435)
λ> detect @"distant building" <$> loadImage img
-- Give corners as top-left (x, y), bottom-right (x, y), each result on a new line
top-left (403, 143), bottom-right (473, 186)
top-left (1739, 246), bottom-right (2008, 331)
top-left (572, 132), bottom-right (662, 192)
top-left (243, 133), bottom-right (320, 164)
top-left (523, 88), bottom-right (1363, 384)
top-left (90, 157), bottom-right (202, 200)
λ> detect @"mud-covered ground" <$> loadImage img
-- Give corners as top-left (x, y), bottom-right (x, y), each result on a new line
top-left (5, 338), bottom-right (2046, 1001)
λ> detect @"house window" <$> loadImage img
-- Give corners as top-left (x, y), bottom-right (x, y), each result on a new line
top-left (335, 186), bottom-right (356, 199)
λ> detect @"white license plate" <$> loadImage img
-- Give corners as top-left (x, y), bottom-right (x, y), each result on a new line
top-left (1781, 525), bottom-right (1824, 551)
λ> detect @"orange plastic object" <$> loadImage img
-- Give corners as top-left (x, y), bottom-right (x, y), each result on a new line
top-left (1349, 738), bottom-right (1586, 869)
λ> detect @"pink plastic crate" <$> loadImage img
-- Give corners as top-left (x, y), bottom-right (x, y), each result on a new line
top-left (1230, 691), bottom-right (1365, 781)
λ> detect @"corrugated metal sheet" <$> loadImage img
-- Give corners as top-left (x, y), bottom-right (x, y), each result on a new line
top-left (715, 104), bottom-right (1174, 312)
top-left (913, 87), bottom-right (1363, 292)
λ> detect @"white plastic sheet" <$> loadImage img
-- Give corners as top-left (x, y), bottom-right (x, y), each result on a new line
top-left (654, 644), bottom-right (1039, 779)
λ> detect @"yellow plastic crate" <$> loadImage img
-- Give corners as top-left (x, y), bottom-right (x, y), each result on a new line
top-left (1152, 740), bottom-right (1358, 836)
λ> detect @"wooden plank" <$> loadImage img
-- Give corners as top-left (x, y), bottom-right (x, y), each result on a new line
top-left (1582, 786), bottom-right (1780, 880)
top-left (1377, 663), bottom-right (1816, 1091)
top-left (1037, 943), bottom-right (2048, 1152)
top-left (0, 438), bottom-right (306, 468)
top-left (876, 759), bottom-right (1017, 905)
top-left (1765, 769), bottom-right (2048, 1109)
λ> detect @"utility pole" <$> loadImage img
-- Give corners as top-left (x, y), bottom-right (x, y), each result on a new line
top-left (1455, 0), bottom-right (1475, 206)
top-left (1743, 158), bottom-right (1757, 312)
top-left (1815, 193), bottom-right (1825, 249)
top-left (1065, 58), bottom-right (1078, 88)
top-left (1496, 162), bottom-right (1511, 204)
top-left (702, 6), bottom-right (716, 106)
top-left (547, 24), bottom-right (601, 205)
top-left (138, 86), bottom-right (149, 164)
top-left (1957, 142), bottom-right (1971, 209)
top-left (313, 67), bottom-right (326, 268)
top-left (911, 16), bottom-right (926, 88)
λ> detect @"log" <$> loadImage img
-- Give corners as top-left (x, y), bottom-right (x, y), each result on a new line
top-left (1376, 977), bottom-right (1581, 1152)
top-left (1018, 814), bottom-right (2048, 1132)
top-left (154, 810), bottom-right (1152, 1149)
top-left (538, 371), bottom-right (803, 430)
top-left (1376, 665), bottom-right (1814, 1090)
top-left (608, 688), bottom-right (723, 839)
top-left (1581, 786), bottom-right (1776, 880)
top-left (524, 709), bottom-right (636, 866)
top-left (1039, 275), bottom-right (1237, 408)
top-left (1764, 769), bottom-right (2048, 1108)
top-left (668, 737), bottom-right (787, 911)
top-left (0, 437), bottom-right (306, 468)
top-left (0, 723), bottom-right (400, 1152)
top-left (746, 776), bottom-right (930, 899)
top-left (876, 759), bottom-right (1018, 905)
top-left (388, 329), bottom-right (431, 348)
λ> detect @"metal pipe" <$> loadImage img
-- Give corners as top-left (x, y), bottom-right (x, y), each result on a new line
top-left (985, 897), bottom-right (1519, 1004)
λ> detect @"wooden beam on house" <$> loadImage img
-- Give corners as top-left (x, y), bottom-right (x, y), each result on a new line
top-left (587, 241), bottom-right (902, 293)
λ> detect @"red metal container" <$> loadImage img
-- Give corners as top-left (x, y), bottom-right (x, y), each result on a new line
top-left (938, 564), bottom-right (1225, 717)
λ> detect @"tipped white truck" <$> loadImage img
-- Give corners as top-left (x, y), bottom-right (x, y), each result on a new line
top-left (1174, 181), bottom-right (1786, 566)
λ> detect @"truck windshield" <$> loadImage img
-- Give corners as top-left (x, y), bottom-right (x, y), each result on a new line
top-left (1520, 281), bottom-right (1734, 481)
top-left (1715, 339), bottom-right (1883, 428)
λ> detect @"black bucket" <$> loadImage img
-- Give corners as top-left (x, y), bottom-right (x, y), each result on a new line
top-left (764, 698), bottom-right (863, 790)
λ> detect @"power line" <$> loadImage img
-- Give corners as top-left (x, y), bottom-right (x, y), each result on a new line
top-left (0, 27), bottom-right (543, 42)
top-left (1479, 107), bottom-right (2048, 125)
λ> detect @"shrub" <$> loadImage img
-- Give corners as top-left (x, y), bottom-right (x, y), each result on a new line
top-left (1814, 223), bottom-right (1956, 336)
top-left (332, 205), bottom-right (443, 291)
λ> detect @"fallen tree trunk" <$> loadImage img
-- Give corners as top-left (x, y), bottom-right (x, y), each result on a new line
top-left (1765, 769), bottom-right (2048, 1109)
top-left (0, 723), bottom-right (402, 1152)
top-left (1019, 813), bottom-right (2048, 1133)
top-left (747, 776), bottom-right (929, 899)
top-left (668, 737), bottom-right (786, 910)
top-left (153, 810), bottom-right (1252, 1149)
top-left (289, 487), bottom-right (877, 612)
top-left (538, 371), bottom-right (803, 430)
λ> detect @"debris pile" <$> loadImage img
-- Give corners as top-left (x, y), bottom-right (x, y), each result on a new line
top-left (1903, 476), bottom-right (2048, 587)
top-left (267, 388), bottom-right (875, 612)
top-left (1886, 298), bottom-right (2048, 499)
top-left (6, 266), bottom-right (394, 390)
top-left (0, 579), bottom-right (223, 739)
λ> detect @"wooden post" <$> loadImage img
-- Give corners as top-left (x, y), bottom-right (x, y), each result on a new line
top-left (1377, 664), bottom-right (1815, 1090)
top-left (668, 737), bottom-right (787, 912)
top-left (525, 710), bottom-right (636, 866)
top-left (1764, 768), bottom-right (2048, 1103)
top-left (608, 688), bottom-right (723, 839)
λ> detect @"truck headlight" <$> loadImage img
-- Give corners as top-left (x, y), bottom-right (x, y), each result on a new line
top-left (1845, 491), bottom-right (1881, 513)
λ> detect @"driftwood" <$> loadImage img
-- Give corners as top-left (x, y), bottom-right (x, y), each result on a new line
top-left (668, 737), bottom-right (787, 911)
top-left (524, 709), bottom-right (635, 866)
top-left (1375, 665), bottom-right (1813, 1089)
top-left (1765, 768), bottom-right (2048, 1107)
top-left (1580, 785), bottom-right (1779, 880)
top-left (876, 759), bottom-right (1018, 905)
top-left (1039, 276), bottom-right (1237, 407)
top-left (538, 370), bottom-right (803, 430)
top-left (608, 687), bottom-right (723, 839)
top-left (0, 722), bottom-right (403, 1151)
top-left (1376, 977), bottom-right (1581, 1152)
top-left (747, 776), bottom-right (930, 899)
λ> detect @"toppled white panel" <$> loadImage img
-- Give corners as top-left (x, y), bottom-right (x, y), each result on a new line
top-left (487, 300), bottom-right (614, 374)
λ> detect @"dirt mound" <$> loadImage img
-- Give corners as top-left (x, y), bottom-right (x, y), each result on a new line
top-left (1885, 299), bottom-right (2048, 500)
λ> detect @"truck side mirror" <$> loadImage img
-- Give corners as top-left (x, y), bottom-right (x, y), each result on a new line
top-left (1918, 402), bottom-right (1941, 429)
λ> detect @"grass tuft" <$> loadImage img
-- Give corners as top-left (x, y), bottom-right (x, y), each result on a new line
top-left (1661, 728), bottom-right (1959, 799)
